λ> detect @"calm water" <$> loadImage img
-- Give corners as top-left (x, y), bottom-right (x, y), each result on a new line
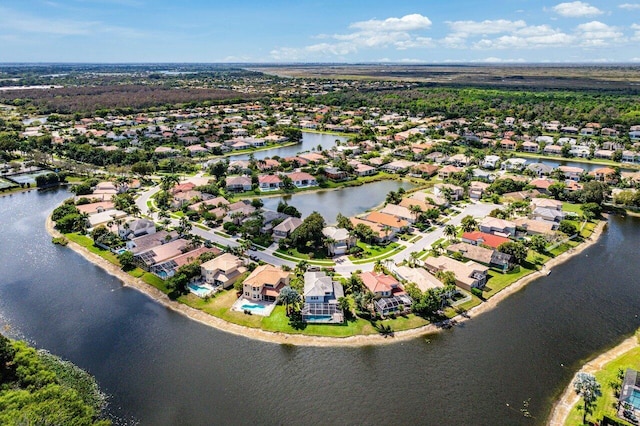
top-left (260, 179), bottom-right (416, 222)
top-left (1, 189), bottom-right (640, 426)
top-left (226, 131), bottom-right (348, 161)
top-left (527, 157), bottom-right (635, 172)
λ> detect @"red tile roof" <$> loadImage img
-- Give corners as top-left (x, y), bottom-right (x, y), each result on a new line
top-left (462, 231), bottom-right (511, 249)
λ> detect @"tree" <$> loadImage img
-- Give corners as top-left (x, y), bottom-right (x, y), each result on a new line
top-left (177, 216), bottom-right (193, 237)
top-left (573, 372), bottom-right (601, 425)
top-left (497, 241), bottom-right (528, 265)
top-left (558, 220), bottom-right (577, 236)
top-left (337, 296), bottom-right (351, 317)
top-left (444, 224), bottom-right (457, 241)
top-left (289, 211), bottom-right (326, 250)
top-left (335, 213), bottom-right (352, 230)
top-left (548, 182), bottom-right (567, 200)
top-left (117, 251), bottom-right (135, 271)
top-left (581, 202), bottom-right (601, 220)
top-left (160, 174), bottom-right (180, 191)
top-left (278, 286), bottom-right (301, 316)
top-left (460, 215), bottom-right (478, 233)
top-left (528, 235), bottom-right (547, 253)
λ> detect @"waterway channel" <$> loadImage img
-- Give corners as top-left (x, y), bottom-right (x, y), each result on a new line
top-left (226, 131), bottom-right (348, 161)
top-left (1, 189), bottom-right (639, 425)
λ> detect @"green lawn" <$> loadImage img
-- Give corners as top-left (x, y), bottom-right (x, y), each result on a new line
top-left (562, 202), bottom-right (584, 215)
top-left (483, 265), bottom-right (535, 299)
top-left (348, 241), bottom-right (400, 261)
top-left (277, 246), bottom-right (331, 261)
top-left (565, 344), bottom-right (640, 426)
top-left (65, 233), bottom-right (121, 264)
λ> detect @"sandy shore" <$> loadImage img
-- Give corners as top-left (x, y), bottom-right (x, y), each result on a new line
top-left (46, 216), bottom-right (607, 347)
top-left (547, 333), bottom-right (639, 425)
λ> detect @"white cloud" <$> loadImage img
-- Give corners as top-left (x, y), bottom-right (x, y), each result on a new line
top-left (575, 21), bottom-right (625, 46)
top-left (552, 1), bottom-right (603, 17)
top-left (619, 3), bottom-right (640, 10)
top-left (271, 13), bottom-right (434, 60)
top-left (350, 14), bottom-right (432, 32)
top-left (631, 23), bottom-right (640, 40)
top-left (0, 6), bottom-right (146, 37)
top-left (446, 19), bottom-right (526, 36)
top-left (474, 57), bottom-right (527, 63)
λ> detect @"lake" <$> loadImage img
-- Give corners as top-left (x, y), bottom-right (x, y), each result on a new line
top-left (260, 179), bottom-right (416, 222)
top-left (225, 131), bottom-right (348, 161)
top-left (1, 189), bottom-right (639, 425)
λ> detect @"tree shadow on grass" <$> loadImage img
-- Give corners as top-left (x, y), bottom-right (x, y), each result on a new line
top-left (288, 311), bottom-right (307, 330)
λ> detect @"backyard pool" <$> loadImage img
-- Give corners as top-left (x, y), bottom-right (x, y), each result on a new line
top-left (232, 299), bottom-right (276, 316)
top-left (188, 283), bottom-right (214, 298)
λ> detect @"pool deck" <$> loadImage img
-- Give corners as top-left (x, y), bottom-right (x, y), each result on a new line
top-left (231, 297), bottom-right (276, 317)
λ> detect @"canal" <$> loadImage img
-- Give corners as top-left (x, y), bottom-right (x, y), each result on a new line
top-left (1, 189), bottom-right (639, 425)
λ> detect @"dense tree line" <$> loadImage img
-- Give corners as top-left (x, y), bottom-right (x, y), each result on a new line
top-left (304, 87), bottom-right (640, 125)
top-left (0, 85), bottom-right (259, 115)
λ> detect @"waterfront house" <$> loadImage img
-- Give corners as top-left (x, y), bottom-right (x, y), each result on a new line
top-left (150, 246), bottom-right (220, 279)
top-left (133, 238), bottom-right (190, 271)
top-left (359, 271), bottom-right (412, 316)
top-left (557, 166), bottom-right (584, 182)
top-left (514, 218), bottom-right (557, 236)
top-left (258, 175), bottom-right (282, 191)
top-left (225, 176), bottom-right (252, 192)
top-left (242, 264), bottom-right (290, 303)
top-left (482, 155), bottom-right (501, 170)
top-left (379, 203), bottom-right (416, 223)
top-left (301, 271), bottom-right (345, 323)
top-left (364, 211), bottom-right (409, 235)
top-left (287, 171), bottom-right (317, 188)
top-left (438, 165), bottom-right (462, 180)
top-left (434, 183), bottom-right (464, 201)
top-left (619, 369), bottom-right (640, 418)
top-left (127, 230), bottom-right (178, 253)
top-left (200, 253), bottom-right (246, 289)
top-left (422, 256), bottom-right (489, 292)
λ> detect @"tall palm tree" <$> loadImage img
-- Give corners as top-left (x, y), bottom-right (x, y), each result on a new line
top-left (160, 174), bottom-right (180, 192)
top-left (460, 215), bottom-right (478, 233)
top-left (408, 204), bottom-right (422, 222)
top-left (444, 224), bottom-right (457, 241)
top-left (278, 286), bottom-right (301, 316)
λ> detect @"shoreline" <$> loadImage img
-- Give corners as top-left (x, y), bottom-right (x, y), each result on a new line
top-left (547, 332), bottom-right (640, 426)
top-left (46, 215), bottom-right (607, 347)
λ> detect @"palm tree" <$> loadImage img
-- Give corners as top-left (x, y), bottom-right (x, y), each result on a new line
top-left (409, 251), bottom-right (420, 267)
top-left (278, 286), bottom-right (301, 316)
top-left (337, 296), bottom-right (351, 318)
top-left (160, 174), bottom-right (180, 192)
top-left (460, 215), bottom-right (478, 233)
top-left (444, 224), bottom-right (457, 241)
top-left (408, 204), bottom-right (422, 222)
top-left (382, 225), bottom-right (392, 241)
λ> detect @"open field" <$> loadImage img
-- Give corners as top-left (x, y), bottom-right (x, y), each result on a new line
top-left (253, 64), bottom-right (640, 92)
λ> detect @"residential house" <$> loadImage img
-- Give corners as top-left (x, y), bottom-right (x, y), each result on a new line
top-left (120, 218), bottom-right (156, 240)
top-left (434, 183), bottom-right (464, 201)
top-left (322, 226), bottom-right (356, 256)
top-left (557, 165), bottom-right (584, 181)
top-left (589, 167), bottom-right (618, 183)
top-left (438, 165), bottom-right (462, 180)
top-left (447, 242), bottom-right (512, 271)
top-left (531, 207), bottom-right (566, 223)
top-left (478, 217), bottom-right (516, 237)
top-left (514, 218), bottom-right (557, 236)
top-left (422, 256), bottom-right (489, 292)
top-left (501, 158), bottom-right (527, 172)
top-left (200, 253), bottom-right (247, 289)
top-left (272, 217), bottom-right (303, 242)
top-left (258, 175), bottom-right (282, 191)
top-left (359, 272), bottom-right (412, 316)
top-left (543, 144), bottom-right (563, 155)
top-left (225, 176), bottom-right (252, 192)
top-left (531, 198), bottom-right (563, 211)
top-left (349, 217), bottom-right (387, 241)
top-left (522, 141), bottom-right (539, 153)
top-left (301, 271), bottom-right (345, 323)
top-left (242, 264), bottom-right (290, 303)
top-left (133, 238), bottom-right (190, 271)
top-left (527, 163), bottom-right (554, 177)
top-left (410, 163), bottom-right (439, 178)
top-left (391, 265), bottom-right (443, 293)
top-left (288, 171), bottom-right (317, 188)
top-left (379, 203), bottom-right (416, 223)
top-left (150, 246), bottom-right (220, 279)
top-left (461, 231), bottom-right (511, 249)
top-left (324, 167), bottom-right (348, 181)
top-left (482, 155), bottom-right (501, 170)
top-left (364, 211), bottom-right (409, 236)
top-left (76, 201), bottom-right (114, 215)
top-left (469, 181), bottom-right (490, 200)
top-left (126, 230), bottom-right (178, 253)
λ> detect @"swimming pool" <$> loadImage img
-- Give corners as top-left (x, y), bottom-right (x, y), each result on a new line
top-left (188, 283), bottom-right (214, 298)
top-left (628, 389), bottom-right (640, 410)
top-left (303, 315), bottom-right (333, 323)
top-left (240, 303), bottom-right (269, 315)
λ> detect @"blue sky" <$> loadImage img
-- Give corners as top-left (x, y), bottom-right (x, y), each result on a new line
top-left (1, 0), bottom-right (640, 63)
